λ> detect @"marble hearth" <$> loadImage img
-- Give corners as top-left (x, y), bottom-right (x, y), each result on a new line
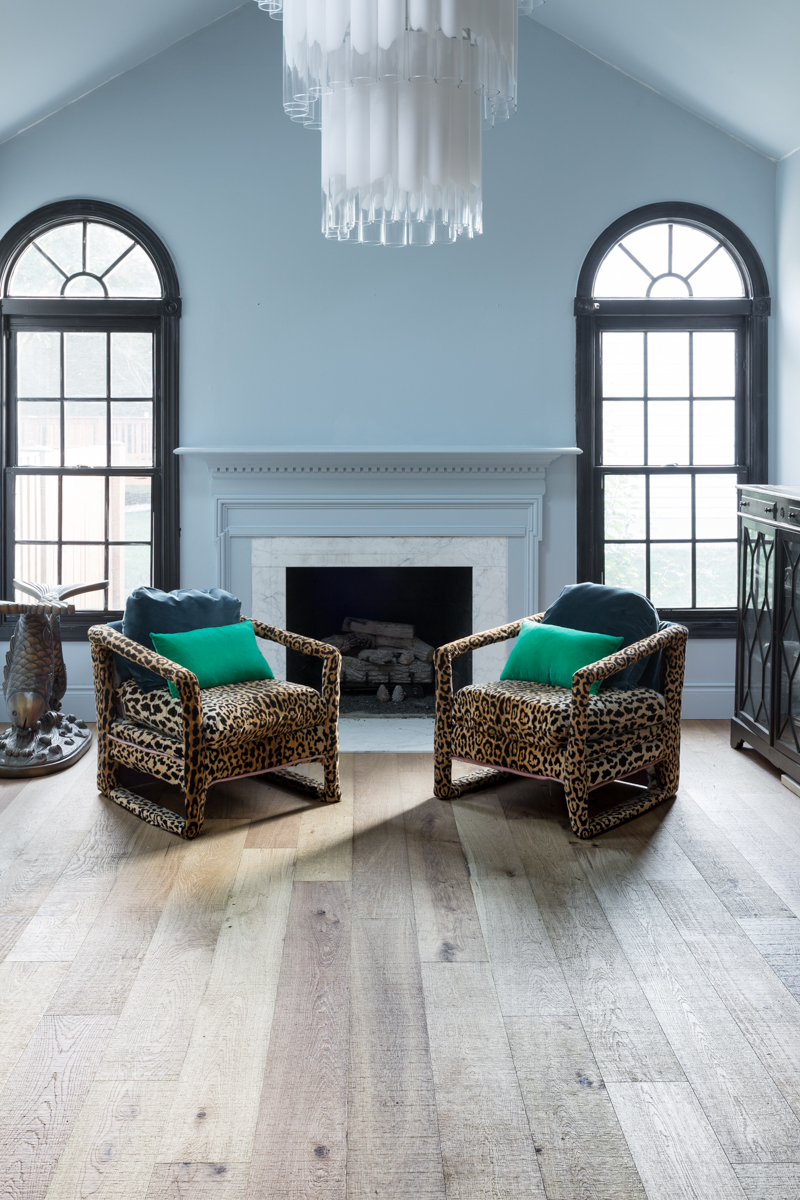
top-left (175, 445), bottom-right (580, 686)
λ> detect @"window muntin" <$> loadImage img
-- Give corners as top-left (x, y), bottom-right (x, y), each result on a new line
top-left (599, 325), bottom-right (740, 609)
top-left (8, 220), bottom-right (161, 298)
top-left (11, 325), bottom-right (155, 610)
top-left (594, 221), bottom-right (745, 299)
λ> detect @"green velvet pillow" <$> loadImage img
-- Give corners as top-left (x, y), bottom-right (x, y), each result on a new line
top-left (150, 620), bottom-right (274, 698)
top-left (500, 619), bottom-right (623, 696)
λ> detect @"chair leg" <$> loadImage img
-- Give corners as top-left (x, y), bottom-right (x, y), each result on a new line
top-left (323, 753), bottom-right (341, 803)
top-left (563, 771), bottom-right (592, 838)
top-left (97, 733), bottom-right (119, 796)
top-left (182, 760), bottom-right (209, 840)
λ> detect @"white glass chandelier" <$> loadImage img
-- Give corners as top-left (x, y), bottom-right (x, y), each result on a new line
top-left (254, 0), bottom-right (540, 245)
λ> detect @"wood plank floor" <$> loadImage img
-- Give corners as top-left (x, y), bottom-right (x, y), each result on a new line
top-left (1, 721), bottom-right (799, 1199)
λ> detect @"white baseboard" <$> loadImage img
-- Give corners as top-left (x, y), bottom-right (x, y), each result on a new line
top-left (681, 683), bottom-right (734, 720)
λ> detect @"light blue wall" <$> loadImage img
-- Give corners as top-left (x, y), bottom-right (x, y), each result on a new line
top-left (777, 151), bottom-right (800, 486)
top-left (0, 6), bottom-right (777, 717)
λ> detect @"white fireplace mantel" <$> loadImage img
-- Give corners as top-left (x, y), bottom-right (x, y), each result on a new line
top-left (176, 445), bottom-right (580, 664)
top-left (175, 444), bottom-right (580, 478)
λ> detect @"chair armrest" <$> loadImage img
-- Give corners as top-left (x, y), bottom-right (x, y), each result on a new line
top-left (571, 623), bottom-right (688, 690)
top-left (88, 624), bottom-right (200, 689)
top-left (248, 619), bottom-right (341, 717)
top-left (248, 619), bottom-right (341, 661)
top-left (433, 614), bottom-right (544, 667)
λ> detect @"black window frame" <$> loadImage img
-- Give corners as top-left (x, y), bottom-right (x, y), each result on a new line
top-left (0, 200), bottom-right (180, 640)
top-left (575, 201), bottom-right (770, 638)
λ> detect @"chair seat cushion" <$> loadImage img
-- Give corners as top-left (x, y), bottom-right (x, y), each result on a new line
top-left (119, 677), bottom-right (327, 746)
top-left (454, 679), bottom-right (665, 746)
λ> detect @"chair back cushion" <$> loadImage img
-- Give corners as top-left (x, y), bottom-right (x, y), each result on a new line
top-left (121, 587), bottom-right (242, 692)
top-left (542, 583), bottom-right (661, 691)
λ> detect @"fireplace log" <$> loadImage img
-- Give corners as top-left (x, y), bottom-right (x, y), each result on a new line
top-left (341, 656), bottom-right (369, 682)
top-left (343, 617), bottom-right (415, 641)
top-left (397, 651), bottom-right (415, 665)
top-left (356, 648), bottom-right (396, 665)
top-left (324, 632), bottom-right (375, 653)
top-left (411, 638), bottom-right (435, 663)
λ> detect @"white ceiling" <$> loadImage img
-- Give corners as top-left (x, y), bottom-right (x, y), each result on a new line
top-left (0, 0), bottom-right (244, 146)
top-left (530, 0), bottom-right (800, 161)
top-left (1, 1), bottom-right (798, 160)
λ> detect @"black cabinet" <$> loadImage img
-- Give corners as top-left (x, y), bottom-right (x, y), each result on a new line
top-left (733, 485), bottom-right (800, 782)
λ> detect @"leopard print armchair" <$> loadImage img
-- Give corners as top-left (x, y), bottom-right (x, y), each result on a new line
top-left (88, 618), bottom-right (341, 839)
top-left (433, 613), bottom-right (688, 839)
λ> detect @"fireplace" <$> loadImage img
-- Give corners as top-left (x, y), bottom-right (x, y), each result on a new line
top-left (285, 566), bottom-right (473, 696)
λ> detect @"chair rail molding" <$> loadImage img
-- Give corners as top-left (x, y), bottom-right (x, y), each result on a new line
top-left (176, 445), bottom-right (580, 626)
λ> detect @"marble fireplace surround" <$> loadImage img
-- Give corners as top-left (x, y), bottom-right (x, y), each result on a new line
top-left (175, 446), bottom-right (580, 686)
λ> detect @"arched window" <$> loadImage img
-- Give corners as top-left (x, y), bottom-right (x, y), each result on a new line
top-left (575, 202), bottom-right (769, 636)
top-left (0, 201), bottom-right (180, 638)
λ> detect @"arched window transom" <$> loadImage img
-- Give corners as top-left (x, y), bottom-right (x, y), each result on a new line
top-left (8, 220), bottom-right (161, 299)
top-left (594, 221), bottom-right (745, 299)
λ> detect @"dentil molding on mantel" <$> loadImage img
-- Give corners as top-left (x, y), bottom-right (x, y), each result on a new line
top-left (175, 445), bottom-right (581, 475)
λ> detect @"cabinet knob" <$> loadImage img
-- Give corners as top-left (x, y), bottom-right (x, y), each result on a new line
top-left (739, 499), bottom-right (751, 509)
top-left (789, 510), bottom-right (800, 523)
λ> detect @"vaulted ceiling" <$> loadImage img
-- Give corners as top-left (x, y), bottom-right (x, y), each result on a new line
top-left (530, 0), bottom-right (800, 161)
top-left (1, 1), bottom-right (798, 160)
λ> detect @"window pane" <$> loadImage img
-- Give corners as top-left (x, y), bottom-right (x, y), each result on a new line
top-left (15, 544), bottom-right (58, 593)
top-left (15, 475), bottom-right (58, 540)
top-left (693, 331), bottom-right (736, 397)
top-left (696, 542), bottom-right (737, 607)
top-left (695, 474), bottom-right (738, 539)
top-left (693, 401), bottom-right (735, 465)
top-left (111, 403), bottom-right (153, 466)
top-left (17, 402), bottom-right (61, 466)
top-left (650, 474), bottom-right (692, 540)
top-left (17, 332), bottom-right (60, 398)
top-left (648, 332), bottom-right (689, 397)
top-left (86, 223), bottom-right (133, 276)
top-left (8, 245), bottom-right (65, 296)
top-left (621, 225), bottom-right (668, 278)
top-left (688, 247), bottom-right (744, 298)
top-left (594, 245), bottom-right (649, 298)
top-left (648, 275), bottom-right (690, 298)
top-left (605, 475), bottom-right (646, 540)
top-left (109, 477), bottom-right (152, 542)
top-left (61, 545), bottom-right (107, 609)
top-left (63, 476), bottom-right (105, 541)
top-left (64, 402), bottom-right (107, 467)
top-left (108, 544), bottom-right (152, 610)
top-left (36, 223), bottom-right (83, 276)
top-left (104, 245), bottom-right (161, 297)
top-left (650, 543), bottom-right (692, 608)
top-left (648, 400), bottom-right (690, 465)
top-left (603, 401), bottom-right (644, 464)
top-left (111, 333), bottom-right (153, 398)
top-left (602, 332), bottom-right (644, 397)
top-left (63, 275), bottom-right (105, 297)
top-left (671, 225), bottom-right (718, 278)
top-left (605, 543), bottom-right (646, 593)
top-left (64, 332), bottom-right (107, 398)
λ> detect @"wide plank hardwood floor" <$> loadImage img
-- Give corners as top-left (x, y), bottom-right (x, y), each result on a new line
top-left (1, 720), bottom-right (799, 1199)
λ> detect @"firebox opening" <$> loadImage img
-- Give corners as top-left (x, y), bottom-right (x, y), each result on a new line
top-left (285, 567), bottom-right (473, 698)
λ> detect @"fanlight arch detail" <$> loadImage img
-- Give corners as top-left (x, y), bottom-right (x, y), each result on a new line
top-left (6, 219), bottom-right (162, 299)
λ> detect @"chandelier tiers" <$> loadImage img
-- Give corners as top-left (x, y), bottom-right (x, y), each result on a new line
top-left (255, 0), bottom-right (540, 245)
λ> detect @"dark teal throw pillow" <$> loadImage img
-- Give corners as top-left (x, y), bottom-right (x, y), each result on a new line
top-left (122, 587), bottom-right (241, 692)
